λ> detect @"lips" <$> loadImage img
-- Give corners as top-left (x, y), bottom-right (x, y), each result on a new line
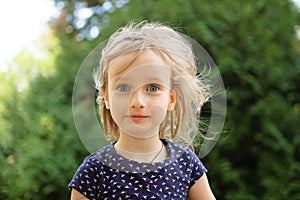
top-left (129, 114), bottom-right (149, 122)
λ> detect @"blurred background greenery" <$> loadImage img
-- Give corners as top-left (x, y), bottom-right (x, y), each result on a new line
top-left (0, 0), bottom-right (300, 199)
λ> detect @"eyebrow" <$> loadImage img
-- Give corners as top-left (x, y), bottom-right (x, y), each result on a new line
top-left (145, 76), bottom-right (167, 83)
top-left (110, 76), bottom-right (127, 88)
top-left (111, 76), bottom-right (168, 85)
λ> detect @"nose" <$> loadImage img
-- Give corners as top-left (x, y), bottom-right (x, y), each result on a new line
top-left (130, 89), bottom-right (145, 109)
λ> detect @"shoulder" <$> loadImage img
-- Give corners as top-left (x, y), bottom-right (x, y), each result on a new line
top-left (68, 144), bottom-right (114, 197)
top-left (69, 145), bottom-right (112, 178)
top-left (164, 139), bottom-right (207, 184)
top-left (79, 144), bottom-right (112, 171)
top-left (164, 139), bottom-right (205, 167)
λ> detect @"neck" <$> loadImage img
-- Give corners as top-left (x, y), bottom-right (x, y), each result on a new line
top-left (115, 131), bottom-right (162, 153)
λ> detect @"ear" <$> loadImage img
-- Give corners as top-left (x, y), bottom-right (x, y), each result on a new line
top-left (103, 90), bottom-right (110, 109)
top-left (168, 89), bottom-right (179, 111)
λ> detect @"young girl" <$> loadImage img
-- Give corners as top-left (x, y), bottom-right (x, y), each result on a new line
top-left (69, 21), bottom-right (216, 199)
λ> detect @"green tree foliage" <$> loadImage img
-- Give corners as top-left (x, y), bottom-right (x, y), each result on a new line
top-left (0, 33), bottom-right (89, 199)
top-left (52, 0), bottom-right (300, 198)
top-left (0, 0), bottom-right (299, 199)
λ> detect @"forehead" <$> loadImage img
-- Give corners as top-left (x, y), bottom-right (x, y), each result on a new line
top-left (108, 50), bottom-right (171, 83)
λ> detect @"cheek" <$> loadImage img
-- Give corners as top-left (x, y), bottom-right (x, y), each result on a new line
top-left (110, 91), bottom-right (130, 107)
top-left (109, 93), bottom-right (129, 120)
top-left (110, 96), bottom-right (127, 107)
top-left (149, 104), bottom-right (168, 124)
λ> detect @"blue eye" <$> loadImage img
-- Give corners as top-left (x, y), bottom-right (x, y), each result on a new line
top-left (147, 85), bottom-right (159, 92)
top-left (117, 85), bottom-right (129, 92)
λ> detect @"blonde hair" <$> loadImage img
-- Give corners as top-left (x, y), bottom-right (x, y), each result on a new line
top-left (95, 21), bottom-right (210, 146)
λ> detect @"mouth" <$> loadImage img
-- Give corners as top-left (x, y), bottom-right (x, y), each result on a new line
top-left (129, 114), bottom-right (150, 122)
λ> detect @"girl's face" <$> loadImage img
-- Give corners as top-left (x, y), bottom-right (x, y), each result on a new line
top-left (104, 50), bottom-right (177, 139)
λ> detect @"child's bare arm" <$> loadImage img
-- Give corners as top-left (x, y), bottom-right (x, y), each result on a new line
top-left (70, 189), bottom-right (89, 200)
top-left (188, 174), bottom-right (216, 200)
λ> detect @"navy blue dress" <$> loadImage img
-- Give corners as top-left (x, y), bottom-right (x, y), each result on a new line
top-left (68, 139), bottom-right (207, 199)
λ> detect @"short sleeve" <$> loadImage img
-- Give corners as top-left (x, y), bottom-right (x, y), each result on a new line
top-left (68, 155), bottom-right (103, 199)
top-left (187, 149), bottom-right (208, 188)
